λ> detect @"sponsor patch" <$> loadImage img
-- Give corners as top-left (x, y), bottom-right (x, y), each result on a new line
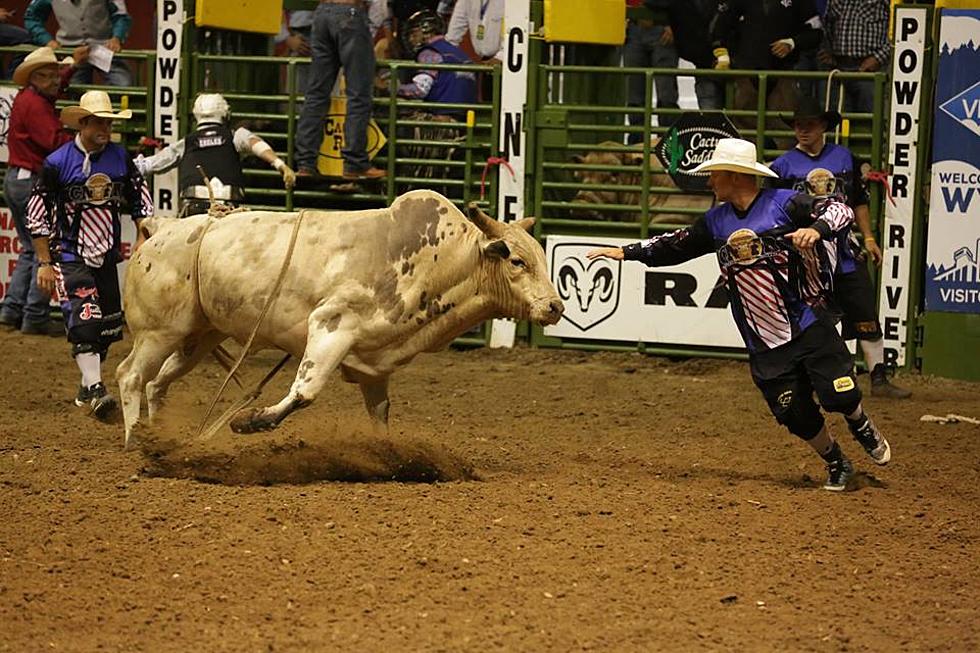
top-left (776, 390), bottom-right (793, 407)
top-left (73, 287), bottom-right (98, 299)
top-left (833, 376), bottom-right (855, 392)
top-left (79, 302), bottom-right (103, 321)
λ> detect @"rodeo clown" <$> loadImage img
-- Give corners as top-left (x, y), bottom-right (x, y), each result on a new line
top-left (770, 97), bottom-right (910, 398)
top-left (588, 138), bottom-right (891, 491)
top-left (135, 93), bottom-right (296, 217)
top-left (27, 90), bottom-right (153, 420)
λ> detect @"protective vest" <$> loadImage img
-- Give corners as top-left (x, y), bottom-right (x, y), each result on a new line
top-left (178, 123), bottom-right (245, 194)
top-left (420, 40), bottom-right (478, 113)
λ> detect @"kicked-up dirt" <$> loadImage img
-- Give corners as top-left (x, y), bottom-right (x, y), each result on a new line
top-left (1, 330), bottom-right (978, 651)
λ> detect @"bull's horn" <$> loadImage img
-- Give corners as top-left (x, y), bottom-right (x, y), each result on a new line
top-left (466, 202), bottom-right (504, 238)
top-left (513, 217), bottom-right (536, 233)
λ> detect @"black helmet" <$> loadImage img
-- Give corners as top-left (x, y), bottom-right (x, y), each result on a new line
top-left (402, 9), bottom-right (445, 56)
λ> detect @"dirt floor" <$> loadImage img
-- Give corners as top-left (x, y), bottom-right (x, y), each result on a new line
top-left (1, 330), bottom-right (979, 652)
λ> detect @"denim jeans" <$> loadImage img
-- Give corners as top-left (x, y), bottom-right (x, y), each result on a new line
top-left (294, 3), bottom-right (375, 172)
top-left (694, 76), bottom-right (723, 111)
top-left (624, 21), bottom-right (679, 143)
top-left (1, 168), bottom-right (51, 327)
top-left (70, 60), bottom-right (133, 87)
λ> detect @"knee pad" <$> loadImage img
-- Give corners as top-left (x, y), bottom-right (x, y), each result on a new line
top-left (770, 387), bottom-right (825, 441)
top-left (818, 375), bottom-right (862, 416)
top-left (72, 342), bottom-right (100, 357)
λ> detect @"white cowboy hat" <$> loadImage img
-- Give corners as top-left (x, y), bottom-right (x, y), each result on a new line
top-left (690, 138), bottom-right (778, 178)
top-left (61, 90), bottom-right (132, 130)
top-left (12, 46), bottom-right (74, 87)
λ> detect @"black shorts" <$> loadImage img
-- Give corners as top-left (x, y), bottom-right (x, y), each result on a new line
top-left (751, 319), bottom-right (863, 436)
top-left (54, 260), bottom-right (124, 354)
top-left (833, 265), bottom-right (882, 340)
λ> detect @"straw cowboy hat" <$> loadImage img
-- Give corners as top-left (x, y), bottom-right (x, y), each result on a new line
top-left (12, 46), bottom-right (74, 87)
top-left (690, 138), bottom-right (778, 178)
top-left (782, 96), bottom-right (842, 131)
top-left (61, 90), bottom-right (132, 130)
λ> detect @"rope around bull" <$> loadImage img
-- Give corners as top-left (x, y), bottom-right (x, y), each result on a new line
top-left (191, 168), bottom-right (304, 440)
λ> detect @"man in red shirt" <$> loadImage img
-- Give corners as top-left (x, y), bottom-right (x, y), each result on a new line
top-left (0, 45), bottom-right (86, 335)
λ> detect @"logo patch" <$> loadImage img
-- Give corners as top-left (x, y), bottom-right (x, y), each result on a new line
top-left (804, 167), bottom-right (838, 197)
top-left (726, 228), bottom-right (764, 264)
top-left (776, 390), bottom-right (793, 407)
top-left (85, 173), bottom-right (114, 204)
top-left (79, 302), bottom-right (103, 321)
top-left (833, 376), bottom-right (855, 392)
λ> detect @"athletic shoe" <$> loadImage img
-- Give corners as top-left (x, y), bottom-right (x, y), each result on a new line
top-left (824, 456), bottom-right (854, 492)
top-left (75, 382), bottom-right (118, 421)
top-left (870, 364), bottom-right (912, 398)
top-left (848, 415), bottom-right (891, 465)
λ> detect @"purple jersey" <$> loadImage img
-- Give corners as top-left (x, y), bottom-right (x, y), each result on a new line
top-left (623, 189), bottom-right (853, 353)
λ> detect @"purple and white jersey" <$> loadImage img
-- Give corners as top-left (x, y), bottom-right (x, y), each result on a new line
top-left (28, 137), bottom-right (152, 268)
top-left (622, 188), bottom-right (853, 353)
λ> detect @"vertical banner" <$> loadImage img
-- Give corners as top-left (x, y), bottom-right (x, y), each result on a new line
top-left (153, 0), bottom-right (183, 216)
top-left (878, 7), bottom-right (927, 367)
top-left (925, 9), bottom-right (980, 313)
top-left (490, 0), bottom-right (530, 348)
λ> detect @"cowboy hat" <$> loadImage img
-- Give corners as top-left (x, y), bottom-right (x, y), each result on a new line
top-left (690, 138), bottom-right (778, 178)
top-left (61, 90), bottom-right (132, 130)
top-left (12, 46), bottom-right (74, 87)
top-left (782, 96), bottom-right (841, 131)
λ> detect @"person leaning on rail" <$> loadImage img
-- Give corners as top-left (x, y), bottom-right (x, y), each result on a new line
top-left (769, 98), bottom-right (910, 399)
top-left (587, 138), bottom-right (892, 492)
top-left (27, 91), bottom-right (153, 420)
top-left (134, 93), bottom-right (296, 218)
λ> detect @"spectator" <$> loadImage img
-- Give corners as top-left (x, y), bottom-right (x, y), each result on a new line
top-left (712, 0), bottom-right (823, 146)
top-left (277, 10), bottom-right (313, 93)
top-left (0, 46), bottom-right (85, 335)
top-left (28, 90), bottom-right (153, 419)
top-left (0, 8), bottom-right (32, 78)
top-left (770, 98), bottom-right (911, 398)
top-left (397, 10), bottom-right (477, 113)
top-left (24, 0), bottom-right (133, 87)
top-left (821, 0), bottom-right (890, 114)
top-left (294, 0), bottom-right (385, 181)
top-left (135, 93), bottom-right (296, 218)
top-left (664, 0), bottom-right (724, 111)
top-left (446, 0), bottom-right (504, 63)
top-left (625, 0), bottom-right (678, 142)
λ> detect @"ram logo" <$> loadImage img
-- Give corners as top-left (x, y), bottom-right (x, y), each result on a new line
top-left (550, 243), bottom-right (621, 331)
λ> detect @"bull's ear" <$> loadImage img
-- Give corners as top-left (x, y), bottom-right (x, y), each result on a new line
top-left (513, 217), bottom-right (536, 232)
top-left (484, 240), bottom-right (511, 260)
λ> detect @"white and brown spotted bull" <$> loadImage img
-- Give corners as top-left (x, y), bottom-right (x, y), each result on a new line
top-left (569, 141), bottom-right (713, 224)
top-left (116, 190), bottom-right (563, 446)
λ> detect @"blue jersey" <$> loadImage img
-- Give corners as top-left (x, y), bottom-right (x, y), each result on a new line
top-left (28, 138), bottom-right (152, 267)
top-left (420, 39), bottom-right (477, 112)
top-left (623, 189), bottom-right (854, 353)
top-left (770, 143), bottom-right (868, 275)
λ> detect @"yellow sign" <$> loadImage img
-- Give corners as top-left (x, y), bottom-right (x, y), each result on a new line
top-left (195, 0), bottom-right (281, 35)
top-left (543, 0), bottom-right (625, 45)
top-left (317, 96), bottom-right (387, 178)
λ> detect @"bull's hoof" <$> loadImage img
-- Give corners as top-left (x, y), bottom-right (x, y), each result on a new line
top-left (230, 408), bottom-right (277, 434)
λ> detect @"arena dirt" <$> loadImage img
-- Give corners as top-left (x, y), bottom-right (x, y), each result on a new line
top-left (1, 330), bottom-right (979, 651)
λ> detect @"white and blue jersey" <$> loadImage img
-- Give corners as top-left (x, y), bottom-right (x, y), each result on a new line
top-left (28, 137), bottom-right (152, 268)
top-left (770, 143), bottom-right (868, 275)
top-left (623, 189), bottom-right (854, 353)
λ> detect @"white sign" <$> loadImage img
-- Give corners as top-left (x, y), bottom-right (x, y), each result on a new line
top-left (543, 235), bottom-right (744, 348)
top-left (878, 7), bottom-right (927, 367)
top-left (0, 85), bottom-right (18, 164)
top-left (153, 0), bottom-right (183, 217)
top-left (490, 0), bottom-right (530, 348)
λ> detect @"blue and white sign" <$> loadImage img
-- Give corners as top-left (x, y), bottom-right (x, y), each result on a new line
top-left (925, 10), bottom-right (980, 314)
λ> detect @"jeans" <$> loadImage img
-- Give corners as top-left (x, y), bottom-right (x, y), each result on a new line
top-left (624, 21), bottom-right (678, 142)
top-left (0, 23), bottom-right (31, 78)
top-left (70, 60), bottom-right (133, 87)
top-left (694, 76), bottom-right (723, 111)
top-left (1, 168), bottom-right (51, 328)
top-left (294, 3), bottom-right (375, 172)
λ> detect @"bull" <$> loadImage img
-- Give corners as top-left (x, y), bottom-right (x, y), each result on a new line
top-left (116, 190), bottom-right (563, 446)
top-left (569, 141), bottom-right (713, 224)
